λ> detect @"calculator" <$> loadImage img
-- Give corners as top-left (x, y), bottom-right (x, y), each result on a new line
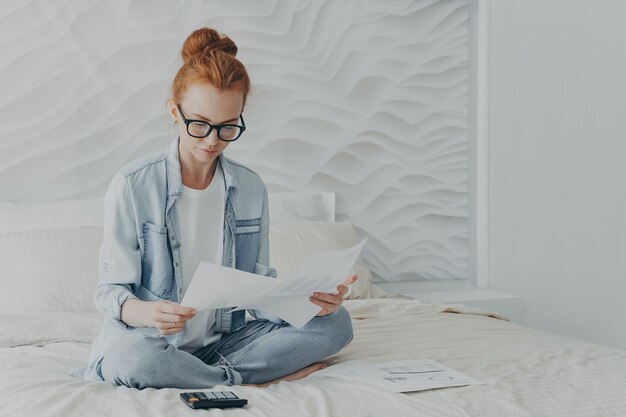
top-left (179, 391), bottom-right (248, 409)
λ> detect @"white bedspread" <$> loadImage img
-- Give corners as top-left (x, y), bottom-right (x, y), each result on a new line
top-left (1, 298), bottom-right (625, 417)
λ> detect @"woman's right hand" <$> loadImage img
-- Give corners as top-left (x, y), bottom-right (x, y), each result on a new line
top-left (120, 298), bottom-right (197, 334)
top-left (150, 300), bottom-right (197, 335)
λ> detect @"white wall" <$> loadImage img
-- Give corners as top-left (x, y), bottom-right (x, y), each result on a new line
top-left (0, 1), bottom-right (473, 285)
top-left (488, 0), bottom-right (626, 349)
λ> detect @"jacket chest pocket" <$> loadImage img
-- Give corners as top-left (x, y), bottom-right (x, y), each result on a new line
top-left (234, 217), bottom-right (261, 273)
top-left (141, 221), bottom-right (174, 298)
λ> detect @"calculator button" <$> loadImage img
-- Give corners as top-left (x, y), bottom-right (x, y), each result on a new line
top-left (224, 392), bottom-right (237, 399)
top-left (197, 393), bottom-right (207, 400)
top-left (216, 392), bottom-right (228, 399)
top-left (206, 392), bottom-right (218, 399)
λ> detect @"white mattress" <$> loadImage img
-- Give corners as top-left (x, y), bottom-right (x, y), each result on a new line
top-left (1, 297), bottom-right (625, 417)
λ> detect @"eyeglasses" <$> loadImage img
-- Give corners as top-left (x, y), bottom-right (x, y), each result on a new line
top-left (176, 104), bottom-right (246, 142)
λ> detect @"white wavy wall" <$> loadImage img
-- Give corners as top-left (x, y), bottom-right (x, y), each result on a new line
top-left (0, 0), bottom-right (471, 282)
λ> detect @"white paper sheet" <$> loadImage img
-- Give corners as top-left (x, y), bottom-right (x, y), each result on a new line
top-left (319, 359), bottom-right (484, 393)
top-left (180, 237), bottom-right (368, 328)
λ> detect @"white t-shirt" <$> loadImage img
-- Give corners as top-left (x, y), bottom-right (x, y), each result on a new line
top-left (173, 162), bottom-right (225, 352)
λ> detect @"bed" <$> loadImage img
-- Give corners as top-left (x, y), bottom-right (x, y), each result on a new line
top-left (1, 198), bottom-right (625, 417)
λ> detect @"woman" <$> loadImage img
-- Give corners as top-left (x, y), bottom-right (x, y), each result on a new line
top-left (70, 27), bottom-right (357, 390)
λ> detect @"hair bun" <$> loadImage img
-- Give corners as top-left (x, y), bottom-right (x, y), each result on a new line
top-left (181, 27), bottom-right (238, 63)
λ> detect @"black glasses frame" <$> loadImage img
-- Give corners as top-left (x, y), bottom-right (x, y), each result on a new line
top-left (176, 103), bottom-right (246, 142)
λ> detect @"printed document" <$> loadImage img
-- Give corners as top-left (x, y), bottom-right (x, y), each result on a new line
top-left (180, 237), bottom-right (368, 328)
top-left (318, 359), bottom-right (484, 393)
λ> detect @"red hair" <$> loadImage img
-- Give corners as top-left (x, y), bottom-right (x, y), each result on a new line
top-left (170, 27), bottom-right (250, 108)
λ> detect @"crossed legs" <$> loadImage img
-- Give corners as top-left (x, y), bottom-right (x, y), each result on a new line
top-left (99, 306), bottom-right (353, 389)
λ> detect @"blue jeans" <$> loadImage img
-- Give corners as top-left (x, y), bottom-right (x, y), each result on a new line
top-left (98, 306), bottom-right (353, 389)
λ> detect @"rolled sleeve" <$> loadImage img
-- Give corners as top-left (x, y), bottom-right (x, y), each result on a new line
top-left (93, 171), bottom-right (141, 330)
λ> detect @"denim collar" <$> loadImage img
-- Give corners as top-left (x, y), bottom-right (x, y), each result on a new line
top-left (165, 134), bottom-right (240, 197)
top-left (165, 135), bottom-right (239, 213)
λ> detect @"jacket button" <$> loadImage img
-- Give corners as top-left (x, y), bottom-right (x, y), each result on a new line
top-left (175, 262), bottom-right (179, 267)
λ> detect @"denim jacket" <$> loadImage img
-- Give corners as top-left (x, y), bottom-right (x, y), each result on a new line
top-left (71, 135), bottom-right (282, 382)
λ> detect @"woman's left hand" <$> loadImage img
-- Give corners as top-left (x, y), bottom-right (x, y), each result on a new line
top-left (311, 274), bottom-right (358, 316)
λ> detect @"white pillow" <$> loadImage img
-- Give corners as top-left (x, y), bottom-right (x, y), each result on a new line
top-left (0, 226), bottom-right (103, 314)
top-left (0, 194), bottom-right (360, 314)
top-left (268, 192), bottom-right (335, 222)
top-left (0, 219), bottom-right (383, 314)
top-left (269, 219), bottom-right (383, 299)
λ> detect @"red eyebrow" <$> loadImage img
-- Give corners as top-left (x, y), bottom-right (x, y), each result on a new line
top-left (191, 113), bottom-right (238, 124)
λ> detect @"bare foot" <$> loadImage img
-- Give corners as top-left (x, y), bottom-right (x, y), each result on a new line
top-left (241, 362), bottom-right (328, 388)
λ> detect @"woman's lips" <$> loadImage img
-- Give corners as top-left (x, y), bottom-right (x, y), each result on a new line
top-left (199, 148), bottom-right (218, 155)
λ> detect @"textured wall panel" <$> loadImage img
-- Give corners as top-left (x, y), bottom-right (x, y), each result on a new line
top-left (0, 0), bottom-right (471, 282)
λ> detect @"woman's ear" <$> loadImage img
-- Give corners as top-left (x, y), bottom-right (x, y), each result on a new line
top-left (166, 99), bottom-right (178, 125)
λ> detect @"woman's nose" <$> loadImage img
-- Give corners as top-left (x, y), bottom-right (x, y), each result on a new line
top-left (205, 129), bottom-right (220, 146)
